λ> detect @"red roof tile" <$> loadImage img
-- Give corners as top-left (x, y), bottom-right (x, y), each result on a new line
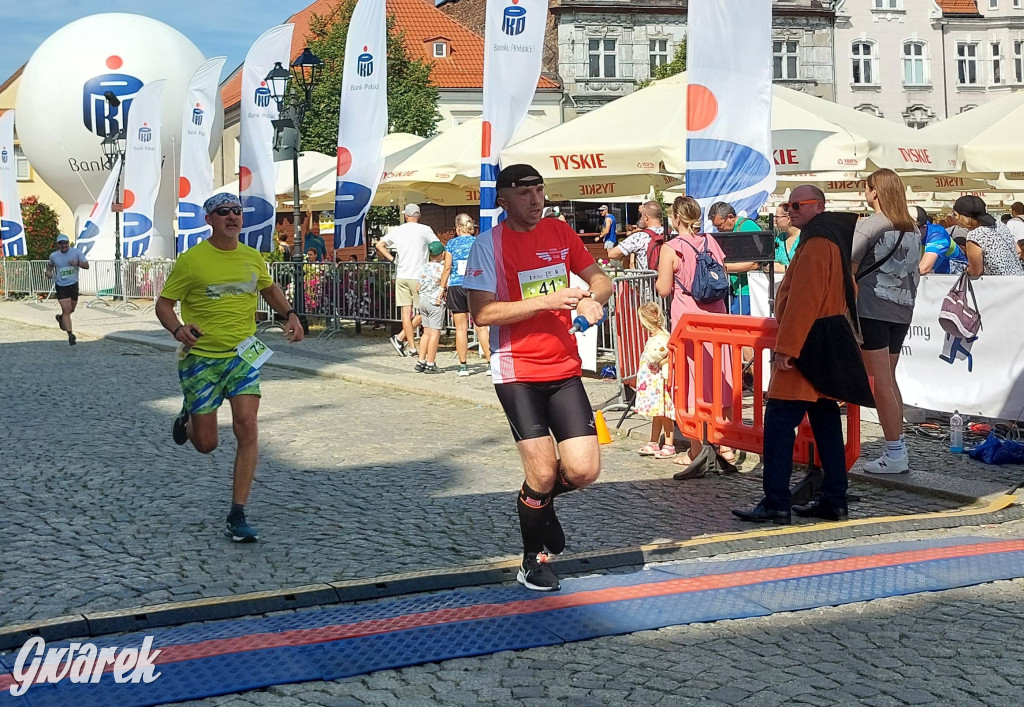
top-left (221, 0), bottom-right (556, 111)
top-left (936, 0), bottom-right (981, 14)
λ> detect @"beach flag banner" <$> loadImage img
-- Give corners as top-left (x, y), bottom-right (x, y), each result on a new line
top-left (239, 24), bottom-right (294, 251)
top-left (479, 0), bottom-right (547, 232)
top-left (686, 0), bottom-right (776, 221)
top-left (334, 0), bottom-right (387, 249)
top-left (177, 56), bottom-right (226, 254)
top-left (76, 155), bottom-right (121, 260)
top-left (122, 79), bottom-right (165, 258)
top-left (0, 111), bottom-right (26, 257)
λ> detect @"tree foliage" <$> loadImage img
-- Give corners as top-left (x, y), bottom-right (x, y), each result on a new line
top-left (20, 196), bottom-right (60, 260)
top-left (300, 3), bottom-right (441, 156)
top-left (637, 40), bottom-right (686, 89)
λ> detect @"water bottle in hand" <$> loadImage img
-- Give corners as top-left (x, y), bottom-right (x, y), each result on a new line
top-left (568, 308), bottom-right (607, 334)
top-left (949, 410), bottom-right (964, 454)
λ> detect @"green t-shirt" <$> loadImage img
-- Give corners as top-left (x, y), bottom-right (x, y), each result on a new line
top-left (729, 217), bottom-right (762, 297)
top-left (160, 240), bottom-right (273, 358)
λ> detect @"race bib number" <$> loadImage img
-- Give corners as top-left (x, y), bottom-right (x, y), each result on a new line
top-left (456, 259), bottom-right (468, 276)
top-left (235, 336), bottom-right (273, 369)
top-left (519, 265), bottom-right (568, 300)
top-left (59, 267), bottom-right (75, 278)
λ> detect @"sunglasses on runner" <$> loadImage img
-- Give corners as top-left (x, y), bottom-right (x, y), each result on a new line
top-left (781, 199), bottom-right (822, 213)
top-left (213, 206), bottom-right (243, 216)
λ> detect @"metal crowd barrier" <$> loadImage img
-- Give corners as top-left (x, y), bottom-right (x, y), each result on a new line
top-left (0, 260), bottom-right (34, 300)
top-left (601, 270), bottom-right (666, 424)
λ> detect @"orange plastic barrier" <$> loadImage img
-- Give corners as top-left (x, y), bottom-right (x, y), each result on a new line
top-left (669, 312), bottom-right (861, 471)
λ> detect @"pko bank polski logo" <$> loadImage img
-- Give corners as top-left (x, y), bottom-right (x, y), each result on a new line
top-left (192, 104), bottom-right (204, 126)
top-left (254, 83), bottom-right (272, 108)
top-left (82, 57), bottom-right (144, 138)
top-left (7, 636), bottom-right (161, 697)
top-left (357, 46), bottom-right (374, 78)
top-left (502, 0), bottom-right (527, 36)
top-left (138, 124), bottom-right (152, 142)
top-left (1, 147), bottom-right (8, 163)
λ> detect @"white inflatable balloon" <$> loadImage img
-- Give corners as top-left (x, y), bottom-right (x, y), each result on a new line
top-left (15, 13), bottom-right (222, 259)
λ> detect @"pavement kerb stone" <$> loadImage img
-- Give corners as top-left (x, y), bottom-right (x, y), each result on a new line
top-left (1, 497), bottom-right (1020, 651)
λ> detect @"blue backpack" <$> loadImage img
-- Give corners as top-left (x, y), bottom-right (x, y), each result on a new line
top-left (674, 236), bottom-right (730, 304)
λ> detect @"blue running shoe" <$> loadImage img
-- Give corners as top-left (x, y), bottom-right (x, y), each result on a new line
top-left (225, 513), bottom-right (259, 543)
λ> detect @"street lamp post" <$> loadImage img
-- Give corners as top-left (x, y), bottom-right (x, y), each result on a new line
top-left (265, 47), bottom-right (323, 332)
top-left (100, 119), bottom-right (127, 307)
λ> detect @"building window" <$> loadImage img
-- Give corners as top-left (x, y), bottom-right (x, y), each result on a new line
top-left (15, 144), bottom-right (30, 181)
top-left (649, 39), bottom-right (669, 73)
top-left (1015, 40), bottom-right (1023, 82)
top-left (855, 104), bottom-right (883, 117)
top-left (588, 38), bottom-right (617, 78)
top-left (990, 0), bottom-right (999, 10)
top-left (433, 42), bottom-right (447, 58)
top-left (960, 104), bottom-right (978, 113)
top-left (1015, 0), bottom-right (1022, 9)
top-left (904, 104), bottom-right (935, 129)
top-left (773, 40), bottom-right (799, 80)
top-left (991, 42), bottom-right (1003, 83)
top-left (852, 41), bottom-right (877, 85)
top-left (957, 42), bottom-right (980, 84)
top-left (873, 0), bottom-right (902, 9)
top-left (903, 41), bottom-right (928, 85)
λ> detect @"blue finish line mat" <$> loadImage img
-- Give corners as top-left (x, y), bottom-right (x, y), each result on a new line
top-left (3, 535), bottom-right (1024, 706)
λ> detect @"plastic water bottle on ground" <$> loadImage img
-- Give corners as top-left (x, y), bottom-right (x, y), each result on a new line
top-left (950, 411), bottom-right (964, 454)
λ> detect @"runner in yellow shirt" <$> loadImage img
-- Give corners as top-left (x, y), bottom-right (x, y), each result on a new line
top-left (155, 193), bottom-right (304, 543)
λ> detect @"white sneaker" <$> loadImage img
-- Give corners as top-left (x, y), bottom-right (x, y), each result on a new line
top-left (863, 453), bottom-right (910, 474)
top-left (485, 368), bottom-right (492, 376)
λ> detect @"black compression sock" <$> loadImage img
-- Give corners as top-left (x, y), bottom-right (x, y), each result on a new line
top-left (517, 483), bottom-right (550, 555)
top-left (228, 504), bottom-right (246, 522)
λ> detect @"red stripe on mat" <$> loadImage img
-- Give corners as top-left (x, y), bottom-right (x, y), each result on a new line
top-left (3, 539), bottom-right (1023, 692)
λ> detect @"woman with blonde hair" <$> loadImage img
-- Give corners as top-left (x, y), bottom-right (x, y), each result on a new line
top-left (853, 168), bottom-right (921, 474)
top-left (655, 196), bottom-right (736, 469)
top-left (440, 213), bottom-right (491, 375)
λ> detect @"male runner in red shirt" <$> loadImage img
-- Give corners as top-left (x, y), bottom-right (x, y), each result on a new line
top-left (465, 164), bottom-right (613, 591)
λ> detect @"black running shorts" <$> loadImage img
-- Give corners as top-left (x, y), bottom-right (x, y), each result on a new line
top-left (445, 285), bottom-right (470, 314)
top-left (493, 376), bottom-right (596, 442)
top-left (859, 317), bottom-right (911, 354)
top-left (55, 283), bottom-right (79, 301)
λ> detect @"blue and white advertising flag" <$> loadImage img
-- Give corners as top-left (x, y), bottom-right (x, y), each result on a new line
top-left (0, 111), bottom-right (26, 257)
top-left (239, 24), bottom-right (294, 251)
top-left (122, 79), bottom-right (165, 259)
top-left (76, 155), bottom-right (121, 260)
top-left (334, 0), bottom-right (387, 249)
top-left (177, 56), bottom-right (226, 254)
top-left (479, 0), bottom-right (547, 232)
top-left (686, 0), bottom-right (775, 221)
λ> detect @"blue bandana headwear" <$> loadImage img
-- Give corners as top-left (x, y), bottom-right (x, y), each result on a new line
top-left (203, 193), bottom-right (242, 215)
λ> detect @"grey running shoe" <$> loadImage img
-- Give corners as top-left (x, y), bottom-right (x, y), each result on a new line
top-left (457, 364), bottom-right (470, 376)
top-left (517, 552), bottom-right (560, 591)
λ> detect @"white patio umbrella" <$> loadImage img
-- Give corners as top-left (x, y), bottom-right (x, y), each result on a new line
top-left (220, 151), bottom-right (336, 198)
top-left (503, 71), bottom-right (960, 199)
top-left (922, 91), bottom-right (1024, 177)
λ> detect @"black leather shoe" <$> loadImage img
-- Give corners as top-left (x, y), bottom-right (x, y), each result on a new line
top-left (731, 501), bottom-right (791, 525)
top-left (793, 499), bottom-right (849, 522)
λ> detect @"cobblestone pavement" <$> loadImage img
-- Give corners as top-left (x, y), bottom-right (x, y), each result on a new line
top-left (175, 577), bottom-right (1024, 706)
top-left (0, 318), bottom-right (959, 627)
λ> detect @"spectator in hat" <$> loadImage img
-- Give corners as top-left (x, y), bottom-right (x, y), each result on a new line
top-left (953, 195), bottom-right (1024, 277)
top-left (376, 203), bottom-right (440, 356)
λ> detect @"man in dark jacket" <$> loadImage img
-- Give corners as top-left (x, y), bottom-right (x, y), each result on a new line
top-left (732, 185), bottom-right (873, 525)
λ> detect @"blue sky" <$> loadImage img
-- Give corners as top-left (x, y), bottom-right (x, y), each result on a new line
top-left (0, 0), bottom-right (313, 83)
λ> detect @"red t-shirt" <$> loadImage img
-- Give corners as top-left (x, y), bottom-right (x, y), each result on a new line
top-left (463, 219), bottom-right (597, 383)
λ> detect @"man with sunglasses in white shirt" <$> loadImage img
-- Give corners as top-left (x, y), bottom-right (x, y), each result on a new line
top-left (156, 193), bottom-right (304, 543)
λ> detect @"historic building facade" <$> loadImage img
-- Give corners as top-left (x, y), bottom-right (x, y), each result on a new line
top-left (550, 0), bottom-right (838, 115)
top-left (835, 0), bottom-right (1024, 127)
